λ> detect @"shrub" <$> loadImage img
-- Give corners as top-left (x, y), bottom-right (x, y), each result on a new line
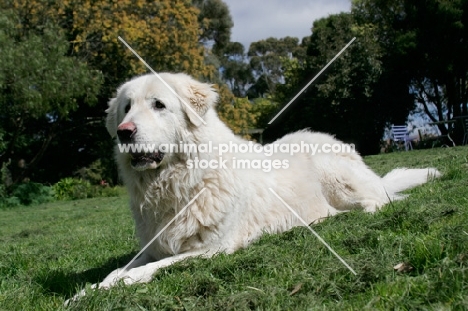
top-left (0, 160), bottom-right (12, 207)
top-left (99, 185), bottom-right (126, 197)
top-left (53, 177), bottom-right (125, 201)
top-left (0, 182), bottom-right (54, 208)
top-left (11, 182), bottom-right (54, 205)
top-left (74, 160), bottom-right (105, 185)
top-left (0, 196), bottom-right (21, 208)
top-left (53, 177), bottom-right (93, 200)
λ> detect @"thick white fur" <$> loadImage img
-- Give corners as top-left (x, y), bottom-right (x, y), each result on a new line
top-left (69, 73), bottom-right (440, 301)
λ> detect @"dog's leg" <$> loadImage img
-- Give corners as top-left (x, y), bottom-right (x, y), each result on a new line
top-left (97, 252), bottom-right (153, 288)
top-left (66, 250), bottom-right (210, 305)
top-left (65, 253), bottom-right (152, 305)
top-left (110, 250), bottom-right (211, 286)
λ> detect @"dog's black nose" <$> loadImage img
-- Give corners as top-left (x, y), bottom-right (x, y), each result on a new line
top-left (117, 122), bottom-right (137, 144)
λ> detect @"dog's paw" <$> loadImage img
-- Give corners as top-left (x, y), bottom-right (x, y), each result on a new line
top-left (64, 268), bottom-right (153, 306)
top-left (121, 263), bottom-right (158, 285)
top-left (102, 266), bottom-right (154, 286)
top-left (64, 283), bottom-right (98, 306)
top-left (99, 268), bottom-right (128, 287)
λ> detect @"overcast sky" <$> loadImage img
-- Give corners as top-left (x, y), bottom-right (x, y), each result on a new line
top-left (223, 0), bottom-right (352, 49)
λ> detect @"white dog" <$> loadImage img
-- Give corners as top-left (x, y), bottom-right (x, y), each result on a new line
top-left (70, 73), bottom-right (440, 300)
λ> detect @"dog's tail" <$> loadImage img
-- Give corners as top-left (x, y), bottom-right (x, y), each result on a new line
top-left (382, 168), bottom-right (441, 199)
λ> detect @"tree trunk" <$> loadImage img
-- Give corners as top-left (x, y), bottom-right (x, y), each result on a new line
top-left (13, 123), bottom-right (58, 184)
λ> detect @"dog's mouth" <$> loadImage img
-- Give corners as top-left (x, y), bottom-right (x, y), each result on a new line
top-left (130, 152), bottom-right (165, 170)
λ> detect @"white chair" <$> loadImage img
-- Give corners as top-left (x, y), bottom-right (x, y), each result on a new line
top-left (391, 125), bottom-right (413, 151)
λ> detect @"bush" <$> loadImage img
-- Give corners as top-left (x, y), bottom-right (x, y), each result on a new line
top-left (99, 185), bottom-right (126, 197)
top-left (74, 159), bottom-right (106, 185)
top-left (11, 182), bottom-right (54, 205)
top-left (53, 177), bottom-right (124, 201)
top-left (53, 177), bottom-right (93, 200)
top-left (0, 182), bottom-right (54, 208)
top-left (0, 174), bottom-right (124, 207)
top-left (0, 196), bottom-right (21, 208)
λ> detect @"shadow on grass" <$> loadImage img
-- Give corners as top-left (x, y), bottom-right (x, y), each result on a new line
top-left (33, 252), bottom-right (139, 298)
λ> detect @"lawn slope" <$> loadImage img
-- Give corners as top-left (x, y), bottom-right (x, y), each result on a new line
top-left (0, 147), bottom-right (467, 310)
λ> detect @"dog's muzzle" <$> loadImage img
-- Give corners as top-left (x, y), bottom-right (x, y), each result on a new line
top-left (130, 151), bottom-right (165, 170)
top-left (117, 122), bottom-right (165, 170)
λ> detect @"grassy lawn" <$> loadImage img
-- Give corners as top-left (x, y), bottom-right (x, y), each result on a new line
top-left (1, 147), bottom-right (467, 310)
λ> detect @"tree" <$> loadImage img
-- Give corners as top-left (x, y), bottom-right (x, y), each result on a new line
top-left (219, 42), bottom-right (254, 97)
top-left (65, 0), bottom-right (211, 93)
top-left (250, 97), bottom-right (279, 130)
top-left (193, 0), bottom-right (234, 56)
top-left (247, 37), bottom-right (306, 97)
top-left (216, 84), bottom-right (256, 136)
top-left (5, 0), bottom-right (219, 99)
top-left (0, 12), bottom-right (102, 186)
top-left (353, 0), bottom-right (468, 140)
top-left (4, 0), bottom-right (228, 184)
top-left (266, 13), bottom-right (388, 154)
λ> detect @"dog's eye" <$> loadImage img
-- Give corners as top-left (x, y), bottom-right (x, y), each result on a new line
top-left (152, 99), bottom-right (166, 110)
top-left (124, 103), bottom-right (131, 113)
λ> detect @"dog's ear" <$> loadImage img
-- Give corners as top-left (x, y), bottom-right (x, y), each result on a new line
top-left (180, 77), bottom-right (218, 126)
top-left (105, 98), bottom-right (118, 138)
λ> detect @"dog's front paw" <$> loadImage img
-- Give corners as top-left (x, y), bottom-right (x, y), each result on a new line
top-left (64, 283), bottom-right (98, 306)
top-left (99, 267), bottom-right (127, 287)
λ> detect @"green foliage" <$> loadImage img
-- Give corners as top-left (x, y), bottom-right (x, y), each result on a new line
top-left (251, 97), bottom-right (279, 129)
top-left (256, 1), bottom-right (468, 152)
top-left (0, 161), bottom-right (53, 207)
top-left (53, 178), bottom-right (93, 201)
top-left (0, 196), bottom-right (21, 208)
top-left (53, 177), bottom-right (123, 201)
top-left (10, 182), bottom-right (54, 206)
top-left (248, 36), bottom-right (306, 97)
top-left (268, 13), bottom-right (388, 154)
top-left (216, 85), bottom-right (257, 136)
top-left (219, 37), bottom-right (306, 99)
top-left (74, 160), bottom-right (107, 185)
top-left (99, 185), bottom-right (127, 198)
top-left (0, 160), bottom-right (11, 198)
top-left (353, 0), bottom-right (468, 141)
top-left (1, 0), bottom-right (233, 186)
top-left (194, 0), bottom-right (234, 56)
top-left (220, 42), bottom-right (254, 97)
top-left (0, 18), bottom-right (102, 120)
top-left (0, 9), bottom-right (103, 186)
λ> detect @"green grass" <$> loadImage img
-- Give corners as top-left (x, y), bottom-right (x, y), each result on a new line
top-left (1, 147), bottom-right (467, 310)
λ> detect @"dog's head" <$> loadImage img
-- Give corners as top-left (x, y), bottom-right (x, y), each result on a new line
top-left (106, 73), bottom-right (218, 171)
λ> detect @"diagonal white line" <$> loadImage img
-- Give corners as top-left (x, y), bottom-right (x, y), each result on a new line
top-left (268, 188), bottom-right (357, 275)
top-left (118, 36), bottom-right (207, 125)
top-left (268, 37), bottom-right (356, 125)
top-left (118, 187), bottom-right (207, 276)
